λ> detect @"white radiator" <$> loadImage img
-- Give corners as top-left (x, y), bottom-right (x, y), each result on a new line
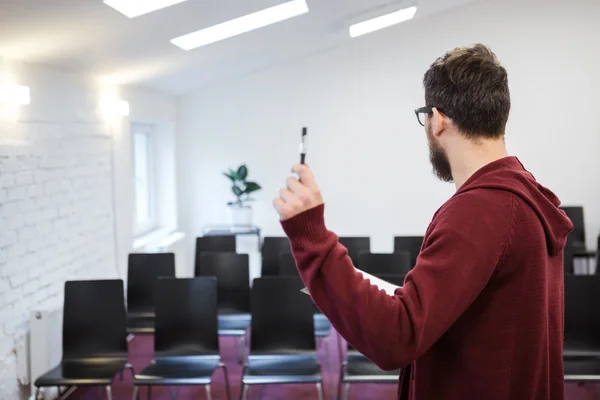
top-left (28, 307), bottom-right (63, 400)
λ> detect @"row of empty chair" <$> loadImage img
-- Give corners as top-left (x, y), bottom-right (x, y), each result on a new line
top-left (33, 270), bottom-right (600, 399)
top-left (33, 277), bottom-right (328, 400)
top-left (128, 252), bottom-right (331, 363)
top-left (259, 235), bottom-right (423, 277)
top-left (128, 249), bottom-right (404, 399)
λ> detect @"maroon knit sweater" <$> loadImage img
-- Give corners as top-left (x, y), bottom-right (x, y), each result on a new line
top-left (281, 157), bottom-right (573, 400)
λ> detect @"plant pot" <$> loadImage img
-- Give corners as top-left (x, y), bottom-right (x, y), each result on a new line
top-left (229, 206), bottom-right (253, 227)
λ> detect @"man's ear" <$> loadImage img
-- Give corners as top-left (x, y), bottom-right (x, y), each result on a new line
top-left (430, 107), bottom-right (448, 138)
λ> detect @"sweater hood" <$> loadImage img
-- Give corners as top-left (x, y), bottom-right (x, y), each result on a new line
top-left (455, 156), bottom-right (573, 257)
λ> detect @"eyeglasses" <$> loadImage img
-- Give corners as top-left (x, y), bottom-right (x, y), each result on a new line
top-left (414, 106), bottom-right (433, 127)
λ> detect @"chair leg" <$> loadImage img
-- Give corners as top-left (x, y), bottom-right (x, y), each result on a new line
top-left (240, 384), bottom-right (250, 400)
top-left (205, 384), bottom-right (212, 400)
top-left (220, 363), bottom-right (232, 400)
top-left (237, 336), bottom-right (247, 365)
top-left (34, 387), bottom-right (42, 400)
top-left (323, 338), bottom-right (330, 372)
top-left (105, 385), bottom-right (113, 400)
top-left (343, 383), bottom-right (350, 400)
top-left (126, 362), bottom-right (136, 378)
top-left (336, 363), bottom-right (345, 400)
top-left (132, 386), bottom-right (139, 400)
top-left (316, 382), bottom-right (324, 400)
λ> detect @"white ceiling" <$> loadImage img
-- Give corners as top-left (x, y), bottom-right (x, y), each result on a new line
top-left (0, 0), bottom-right (483, 95)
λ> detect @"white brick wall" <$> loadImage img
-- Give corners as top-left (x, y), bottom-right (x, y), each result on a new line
top-left (0, 129), bottom-right (117, 398)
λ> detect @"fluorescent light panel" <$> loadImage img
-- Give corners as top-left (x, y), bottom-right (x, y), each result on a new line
top-left (171, 0), bottom-right (309, 51)
top-left (0, 85), bottom-right (30, 105)
top-left (103, 0), bottom-right (189, 18)
top-left (349, 6), bottom-right (417, 38)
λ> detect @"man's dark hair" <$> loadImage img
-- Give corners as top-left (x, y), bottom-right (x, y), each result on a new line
top-left (423, 44), bottom-right (510, 139)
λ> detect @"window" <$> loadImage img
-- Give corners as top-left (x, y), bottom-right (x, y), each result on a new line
top-left (132, 123), bottom-right (156, 236)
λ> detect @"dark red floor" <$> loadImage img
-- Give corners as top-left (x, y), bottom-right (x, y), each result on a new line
top-left (68, 331), bottom-right (599, 400)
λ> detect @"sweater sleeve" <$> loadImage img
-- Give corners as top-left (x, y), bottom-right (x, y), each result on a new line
top-left (281, 192), bottom-right (516, 370)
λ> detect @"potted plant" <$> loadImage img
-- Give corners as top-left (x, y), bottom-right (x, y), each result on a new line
top-left (223, 164), bottom-right (262, 227)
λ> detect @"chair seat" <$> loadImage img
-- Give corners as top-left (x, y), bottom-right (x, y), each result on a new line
top-left (243, 355), bottom-right (322, 385)
top-left (127, 313), bottom-right (155, 334)
top-left (134, 357), bottom-right (221, 385)
top-left (35, 360), bottom-right (127, 387)
top-left (564, 357), bottom-right (600, 380)
top-left (218, 314), bottom-right (250, 336)
top-left (314, 314), bottom-right (331, 337)
top-left (344, 353), bottom-right (400, 383)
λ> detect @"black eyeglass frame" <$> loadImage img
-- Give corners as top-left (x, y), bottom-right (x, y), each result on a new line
top-left (414, 106), bottom-right (433, 127)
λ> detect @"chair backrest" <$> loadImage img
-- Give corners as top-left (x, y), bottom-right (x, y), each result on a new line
top-left (278, 252), bottom-right (300, 277)
top-left (261, 236), bottom-right (291, 276)
top-left (127, 253), bottom-right (176, 315)
top-left (195, 235), bottom-right (236, 274)
top-left (62, 280), bottom-right (127, 361)
top-left (564, 233), bottom-right (575, 275)
top-left (198, 252), bottom-right (250, 314)
top-left (564, 275), bottom-right (600, 352)
top-left (560, 206), bottom-right (586, 247)
top-left (597, 234), bottom-right (600, 270)
top-left (338, 237), bottom-right (371, 268)
top-left (154, 277), bottom-right (219, 358)
top-left (358, 252), bottom-right (412, 275)
top-left (250, 277), bottom-right (316, 355)
top-left (394, 236), bottom-right (424, 268)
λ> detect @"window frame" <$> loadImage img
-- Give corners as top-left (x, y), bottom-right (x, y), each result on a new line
top-left (131, 122), bottom-right (157, 237)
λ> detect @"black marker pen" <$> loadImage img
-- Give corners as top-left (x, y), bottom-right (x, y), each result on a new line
top-left (300, 127), bottom-right (307, 164)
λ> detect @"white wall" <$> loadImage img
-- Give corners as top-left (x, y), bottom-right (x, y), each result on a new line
top-left (0, 58), bottom-right (176, 398)
top-left (177, 0), bottom-right (600, 253)
top-left (113, 87), bottom-right (178, 276)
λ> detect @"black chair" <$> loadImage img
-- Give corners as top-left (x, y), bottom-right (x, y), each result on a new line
top-left (132, 277), bottom-right (231, 400)
top-left (197, 252), bottom-right (251, 362)
top-left (338, 349), bottom-right (400, 400)
top-left (564, 275), bottom-right (600, 382)
top-left (127, 253), bottom-right (176, 334)
top-left (261, 236), bottom-right (291, 276)
top-left (195, 235), bottom-right (236, 274)
top-left (560, 206), bottom-right (586, 252)
top-left (336, 273), bottom-right (404, 399)
top-left (34, 280), bottom-right (132, 400)
top-left (564, 233), bottom-right (575, 275)
top-left (358, 252), bottom-right (412, 276)
top-left (597, 234), bottom-right (600, 273)
top-left (278, 252), bottom-right (332, 336)
top-left (241, 277), bottom-right (324, 400)
top-left (338, 237), bottom-right (371, 268)
top-left (393, 236), bottom-right (424, 268)
top-left (278, 252), bottom-right (300, 277)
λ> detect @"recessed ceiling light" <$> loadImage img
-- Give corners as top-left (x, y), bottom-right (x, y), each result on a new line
top-left (171, 0), bottom-right (309, 51)
top-left (349, 6), bottom-right (417, 38)
top-left (103, 0), bottom-right (190, 19)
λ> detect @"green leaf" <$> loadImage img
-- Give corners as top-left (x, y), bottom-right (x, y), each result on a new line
top-left (232, 185), bottom-right (243, 197)
top-left (237, 165), bottom-right (248, 180)
top-left (244, 181), bottom-right (261, 194)
top-left (223, 171), bottom-right (237, 182)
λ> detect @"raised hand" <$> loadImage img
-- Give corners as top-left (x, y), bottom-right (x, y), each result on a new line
top-left (273, 164), bottom-right (323, 221)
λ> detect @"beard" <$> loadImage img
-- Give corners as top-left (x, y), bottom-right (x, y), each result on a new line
top-left (426, 124), bottom-right (454, 182)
